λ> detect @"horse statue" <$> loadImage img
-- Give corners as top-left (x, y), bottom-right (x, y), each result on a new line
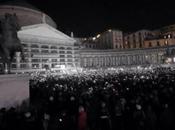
top-left (0, 13), bottom-right (25, 74)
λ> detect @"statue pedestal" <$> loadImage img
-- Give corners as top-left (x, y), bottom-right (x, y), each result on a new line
top-left (0, 74), bottom-right (30, 108)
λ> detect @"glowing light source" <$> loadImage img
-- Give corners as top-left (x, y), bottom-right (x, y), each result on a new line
top-left (173, 57), bottom-right (175, 62)
top-left (137, 66), bottom-right (141, 69)
top-left (168, 34), bottom-right (171, 38)
top-left (108, 29), bottom-right (112, 32)
top-left (92, 37), bottom-right (96, 40)
top-left (97, 34), bottom-right (101, 38)
top-left (166, 58), bottom-right (172, 63)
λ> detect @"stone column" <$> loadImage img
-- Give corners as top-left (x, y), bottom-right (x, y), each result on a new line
top-left (39, 63), bottom-right (42, 69)
top-left (140, 55), bottom-right (142, 65)
top-left (116, 56), bottom-right (118, 66)
top-left (83, 57), bottom-right (86, 67)
top-left (125, 56), bottom-right (128, 65)
top-left (126, 55), bottom-right (129, 65)
top-left (4, 63), bottom-right (8, 74)
top-left (119, 56), bottom-right (121, 65)
top-left (16, 52), bottom-right (21, 69)
top-left (130, 56), bottom-right (132, 65)
top-left (128, 55), bottom-right (131, 65)
top-left (113, 56), bottom-right (116, 66)
top-left (102, 57), bottom-right (104, 67)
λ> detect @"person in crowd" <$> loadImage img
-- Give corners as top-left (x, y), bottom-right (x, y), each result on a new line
top-left (42, 113), bottom-right (50, 130)
top-left (159, 104), bottom-right (174, 130)
top-left (78, 105), bottom-right (87, 130)
top-left (133, 104), bottom-right (146, 130)
top-left (98, 101), bottom-right (112, 130)
top-left (145, 105), bottom-right (157, 130)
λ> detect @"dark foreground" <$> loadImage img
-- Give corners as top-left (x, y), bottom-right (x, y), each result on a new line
top-left (1, 67), bottom-right (175, 130)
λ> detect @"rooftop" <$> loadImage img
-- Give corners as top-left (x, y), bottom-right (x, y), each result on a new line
top-left (0, 0), bottom-right (40, 11)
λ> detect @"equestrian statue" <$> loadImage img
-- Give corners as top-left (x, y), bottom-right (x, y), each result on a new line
top-left (0, 13), bottom-right (25, 74)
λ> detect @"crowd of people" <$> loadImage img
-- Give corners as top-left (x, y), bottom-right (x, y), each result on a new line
top-left (0, 66), bottom-right (175, 130)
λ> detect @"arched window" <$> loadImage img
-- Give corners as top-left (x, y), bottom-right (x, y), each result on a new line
top-left (67, 51), bottom-right (72, 54)
top-left (67, 47), bottom-right (72, 50)
top-left (20, 64), bottom-right (27, 69)
top-left (171, 49), bottom-right (175, 55)
top-left (51, 59), bottom-right (57, 62)
top-left (31, 49), bottom-right (39, 53)
top-left (59, 51), bottom-right (65, 54)
top-left (41, 50), bottom-right (49, 53)
top-left (60, 55), bottom-right (65, 58)
top-left (67, 55), bottom-right (72, 58)
top-left (24, 48), bottom-right (29, 52)
top-left (42, 59), bottom-right (49, 62)
top-left (59, 47), bottom-right (65, 49)
top-left (51, 46), bottom-right (57, 49)
top-left (60, 59), bottom-right (65, 62)
top-left (157, 41), bottom-right (160, 46)
top-left (22, 44), bottom-right (28, 47)
top-left (31, 44), bottom-right (39, 48)
top-left (67, 59), bottom-right (72, 62)
top-left (31, 59), bottom-right (40, 62)
top-left (68, 63), bottom-right (73, 66)
top-left (149, 42), bottom-right (152, 47)
top-left (51, 50), bottom-right (57, 53)
top-left (11, 64), bottom-right (17, 69)
top-left (41, 45), bottom-right (49, 49)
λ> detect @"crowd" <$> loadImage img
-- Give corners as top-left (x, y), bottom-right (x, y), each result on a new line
top-left (0, 66), bottom-right (175, 130)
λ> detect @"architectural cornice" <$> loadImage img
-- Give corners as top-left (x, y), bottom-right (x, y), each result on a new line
top-left (18, 34), bottom-right (75, 46)
top-left (79, 47), bottom-right (169, 56)
top-left (20, 24), bottom-right (75, 42)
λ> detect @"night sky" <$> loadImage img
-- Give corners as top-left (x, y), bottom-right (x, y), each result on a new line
top-left (1, 0), bottom-right (175, 37)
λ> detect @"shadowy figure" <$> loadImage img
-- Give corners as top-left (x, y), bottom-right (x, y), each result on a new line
top-left (0, 13), bottom-right (25, 74)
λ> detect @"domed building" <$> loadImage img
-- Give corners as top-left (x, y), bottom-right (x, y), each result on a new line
top-left (0, 0), bottom-right (79, 73)
top-left (0, 0), bottom-right (57, 28)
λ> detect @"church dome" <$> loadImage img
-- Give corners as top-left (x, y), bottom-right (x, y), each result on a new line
top-left (0, 0), bottom-right (57, 28)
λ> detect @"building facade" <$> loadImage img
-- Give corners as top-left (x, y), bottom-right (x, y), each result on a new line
top-left (79, 45), bottom-right (175, 68)
top-left (95, 29), bottom-right (123, 49)
top-left (75, 37), bottom-right (97, 49)
top-left (1, 1), bottom-right (175, 72)
top-left (78, 27), bottom-right (175, 68)
top-left (0, 2), bottom-right (79, 73)
top-left (124, 30), bottom-right (153, 49)
top-left (144, 37), bottom-right (175, 48)
top-left (14, 24), bottom-right (79, 73)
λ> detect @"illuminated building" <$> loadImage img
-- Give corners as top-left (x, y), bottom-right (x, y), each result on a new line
top-left (0, 1), bottom-right (79, 73)
top-left (75, 37), bottom-right (97, 49)
top-left (124, 30), bottom-right (153, 49)
top-left (76, 29), bottom-right (123, 50)
top-left (79, 28), bottom-right (175, 67)
top-left (95, 29), bottom-right (123, 49)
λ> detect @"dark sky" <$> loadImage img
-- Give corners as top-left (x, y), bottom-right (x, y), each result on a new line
top-left (1, 0), bottom-right (175, 37)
